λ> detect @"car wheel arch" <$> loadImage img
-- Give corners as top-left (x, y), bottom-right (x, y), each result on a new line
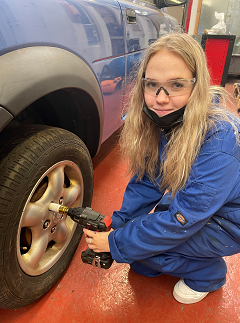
top-left (0, 46), bottom-right (103, 156)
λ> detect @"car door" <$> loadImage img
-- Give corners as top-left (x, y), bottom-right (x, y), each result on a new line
top-left (118, 0), bottom-right (178, 116)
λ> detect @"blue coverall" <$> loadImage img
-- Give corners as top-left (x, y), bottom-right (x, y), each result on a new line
top-left (108, 120), bottom-right (240, 292)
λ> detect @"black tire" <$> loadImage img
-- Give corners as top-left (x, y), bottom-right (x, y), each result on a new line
top-left (0, 125), bottom-right (93, 309)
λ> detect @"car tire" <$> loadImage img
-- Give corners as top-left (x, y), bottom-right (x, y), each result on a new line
top-left (0, 125), bottom-right (93, 309)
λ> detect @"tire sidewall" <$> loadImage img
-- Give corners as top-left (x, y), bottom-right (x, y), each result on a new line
top-left (0, 127), bottom-right (93, 307)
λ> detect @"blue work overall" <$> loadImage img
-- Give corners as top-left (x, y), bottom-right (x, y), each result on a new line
top-left (108, 120), bottom-right (240, 292)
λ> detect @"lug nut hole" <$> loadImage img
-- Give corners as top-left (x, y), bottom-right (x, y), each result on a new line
top-left (51, 226), bottom-right (57, 233)
top-left (43, 220), bottom-right (51, 229)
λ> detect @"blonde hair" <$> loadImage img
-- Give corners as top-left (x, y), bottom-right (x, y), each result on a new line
top-left (120, 33), bottom-right (239, 197)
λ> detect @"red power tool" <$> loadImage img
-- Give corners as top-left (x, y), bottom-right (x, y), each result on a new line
top-left (49, 203), bottom-right (113, 269)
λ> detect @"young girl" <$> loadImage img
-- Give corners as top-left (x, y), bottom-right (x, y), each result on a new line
top-left (83, 33), bottom-right (240, 304)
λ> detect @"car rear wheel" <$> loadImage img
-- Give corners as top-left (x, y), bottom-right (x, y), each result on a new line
top-left (0, 125), bottom-right (93, 309)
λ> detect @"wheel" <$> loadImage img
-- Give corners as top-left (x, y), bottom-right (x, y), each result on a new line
top-left (0, 125), bottom-right (93, 309)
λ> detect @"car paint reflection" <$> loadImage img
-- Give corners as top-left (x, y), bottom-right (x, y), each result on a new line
top-left (0, 0), bottom-right (177, 142)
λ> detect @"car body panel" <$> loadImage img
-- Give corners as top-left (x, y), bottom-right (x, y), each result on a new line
top-left (0, 107), bottom-right (13, 131)
top-left (0, 0), bottom-right (178, 144)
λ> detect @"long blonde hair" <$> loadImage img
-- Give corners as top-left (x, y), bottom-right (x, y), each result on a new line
top-left (120, 33), bottom-right (239, 197)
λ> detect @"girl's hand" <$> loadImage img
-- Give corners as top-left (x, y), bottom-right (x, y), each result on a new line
top-left (83, 228), bottom-right (114, 253)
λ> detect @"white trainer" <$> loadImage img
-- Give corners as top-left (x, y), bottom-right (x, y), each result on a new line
top-left (173, 278), bottom-right (209, 304)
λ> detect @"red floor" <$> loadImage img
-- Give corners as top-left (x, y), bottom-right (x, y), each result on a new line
top-left (0, 79), bottom-right (240, 323)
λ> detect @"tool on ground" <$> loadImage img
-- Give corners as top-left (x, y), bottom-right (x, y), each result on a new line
top-left (49, 202), bottom-right (113, 269)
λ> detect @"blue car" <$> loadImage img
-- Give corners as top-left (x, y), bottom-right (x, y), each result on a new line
top-left (0, 0), bottom-right (186, 309)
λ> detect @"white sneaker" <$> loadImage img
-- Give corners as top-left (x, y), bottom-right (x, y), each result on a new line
top-left (173, 279), bottom-right (209, 304)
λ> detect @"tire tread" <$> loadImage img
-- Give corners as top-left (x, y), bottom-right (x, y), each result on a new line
top-left (0, 125), bottom-right (93, 309)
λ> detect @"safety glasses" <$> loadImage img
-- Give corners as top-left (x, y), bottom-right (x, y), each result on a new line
top-left (142, 78), bottom-right (196, 97)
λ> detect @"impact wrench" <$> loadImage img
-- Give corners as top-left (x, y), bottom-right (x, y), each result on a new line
top-left (49, 202), bottom-right (113, 269)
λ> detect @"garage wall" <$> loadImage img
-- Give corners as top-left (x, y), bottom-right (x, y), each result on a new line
top-left (197, 0), bottom-right (229, 35)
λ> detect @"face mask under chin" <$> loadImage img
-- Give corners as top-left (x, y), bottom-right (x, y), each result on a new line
top-left (142, 105), bottom-right (186, 130)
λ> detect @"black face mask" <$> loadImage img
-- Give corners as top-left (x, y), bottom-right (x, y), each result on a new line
top-left (142, 105), bottom-right (186, 130)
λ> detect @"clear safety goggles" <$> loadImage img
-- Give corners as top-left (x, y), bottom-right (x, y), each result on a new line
top-left (142, 77), bottom-right (196, 97)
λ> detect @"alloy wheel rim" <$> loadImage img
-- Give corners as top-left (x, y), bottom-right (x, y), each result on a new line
top-left (17, 160), bottom-right (84, 276)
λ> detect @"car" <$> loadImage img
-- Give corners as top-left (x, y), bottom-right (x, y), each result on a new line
top-left (0, 0), bottom-right (186, 309)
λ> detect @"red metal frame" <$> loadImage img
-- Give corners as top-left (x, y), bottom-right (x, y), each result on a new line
top-left (185, 0), bottom-right (193, 33)
top-left (201, 35), bottom-right (236, 86)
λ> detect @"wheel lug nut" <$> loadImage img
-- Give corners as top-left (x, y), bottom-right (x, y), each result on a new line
top-left (43, 220), bottom-right (51, 229)
top-left (51, 226), bottom-right (56, 233)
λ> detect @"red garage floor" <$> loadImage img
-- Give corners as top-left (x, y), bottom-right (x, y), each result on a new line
top-left (0, 79), bottom-right (240, 323)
